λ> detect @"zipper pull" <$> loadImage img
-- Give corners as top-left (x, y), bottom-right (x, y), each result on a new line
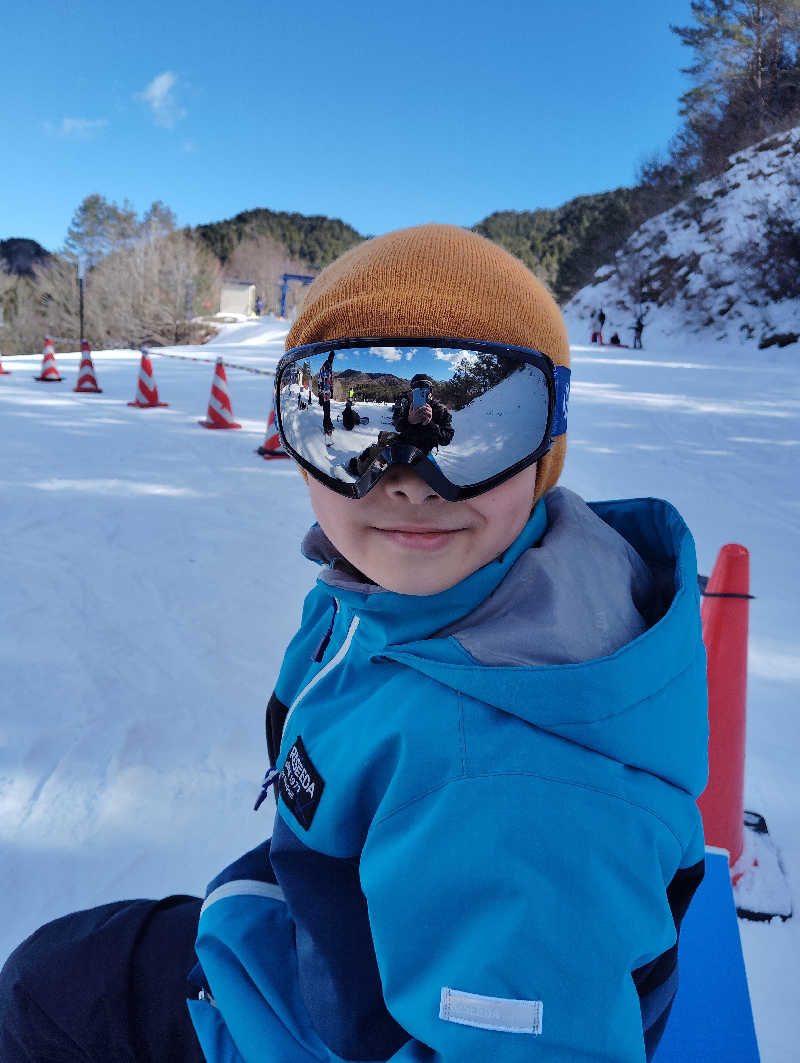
top-left (311, 598), bottom-right (339, 662)
top-left (253, 766), bottom-right (280, 811)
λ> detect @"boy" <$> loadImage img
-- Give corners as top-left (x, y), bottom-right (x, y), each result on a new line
top-left (0, 224), bottom-right (707, 1063)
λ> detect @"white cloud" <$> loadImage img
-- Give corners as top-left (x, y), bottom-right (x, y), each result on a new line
top-left (369, 346), bottom-right (404, 363)
top-left (433, 348), bottom-right (477, 373)
top-left (45, 117), bottom-right (109, 139)
top-left (135, 71), bottom-right (186, 128)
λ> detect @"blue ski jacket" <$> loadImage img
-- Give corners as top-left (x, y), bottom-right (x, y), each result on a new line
top-left (188, 488), bottom-right (708, 1063)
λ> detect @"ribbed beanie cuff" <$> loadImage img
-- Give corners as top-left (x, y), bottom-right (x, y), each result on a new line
top-left (287, 223), bottom-right (570, 500)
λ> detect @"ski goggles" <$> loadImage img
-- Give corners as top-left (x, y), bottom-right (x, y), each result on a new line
top-left (274, 337), bottom-right (570, 501)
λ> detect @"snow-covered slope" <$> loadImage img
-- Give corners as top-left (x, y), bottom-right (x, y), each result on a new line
top-left (1, 322), bottom-right (799, 1060)
top-left (564, 128), bottom-right (800, 351)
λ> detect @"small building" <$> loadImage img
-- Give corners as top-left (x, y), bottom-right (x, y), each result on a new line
top-left (219, 280), bottom-right (256, 317)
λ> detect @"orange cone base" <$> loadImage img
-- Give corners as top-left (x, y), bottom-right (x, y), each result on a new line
top-left (257, 445), bottom-right (290, 459)
top-left (34, 375), bottom-right (63, 382)
top-left (198, 417), bottom-right (241, 430)
top-left (75, 384), bottom-right (102, 393)
top-left (128, 400), bottom-right (168, 408)
top-left (0, 369), bottom-right (10, 375)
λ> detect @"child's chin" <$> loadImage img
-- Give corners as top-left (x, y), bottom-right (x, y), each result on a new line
top-left (371, 564), bottom-right (468, 597)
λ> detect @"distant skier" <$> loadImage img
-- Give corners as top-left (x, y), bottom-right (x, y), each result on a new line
top-left (609, 332), bottom-right (622, 346)
top-left (255, 296), bottom-right (264, 316)
top-left (590, 308), bottom-right (605, 344)
top-left (633, 314), bottom-right (646, 350)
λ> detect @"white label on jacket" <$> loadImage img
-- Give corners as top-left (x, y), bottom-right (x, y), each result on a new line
top-left (439, 987), bottom-right (542, 1035)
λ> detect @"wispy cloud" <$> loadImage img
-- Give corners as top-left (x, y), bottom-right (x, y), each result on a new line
top-left (135, 71), bottom-right (186, 128)
top-left (45, 117), bottom-right (109, 139)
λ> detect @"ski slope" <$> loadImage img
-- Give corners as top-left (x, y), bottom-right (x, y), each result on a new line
top-left (1, 320), bottom-right (798, 1060)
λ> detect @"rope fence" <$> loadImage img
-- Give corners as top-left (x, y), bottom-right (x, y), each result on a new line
top-left (146, 348), bottom-right (276, 377)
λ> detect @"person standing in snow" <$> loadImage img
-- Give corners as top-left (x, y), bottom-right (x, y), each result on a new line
top-left (597, 307), bottom-right (606, 343)
top-left (633, 313), bottom-right (646, 349)
top-left (317, 349), bottom-right (335, 443)
top-left (0, 225), bottom-right (708, 1063)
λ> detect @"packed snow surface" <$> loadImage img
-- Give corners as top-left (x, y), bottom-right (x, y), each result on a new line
top-left (1, 320), bottom-right (798, 1060)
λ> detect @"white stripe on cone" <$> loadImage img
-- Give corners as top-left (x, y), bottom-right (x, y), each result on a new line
top-left (199, 358), bottom-right (241, 429)
top-left (74, 341), bottom-right (102, 393)
top-left (128, 352), bottom-right (167, 407)
top-left (259, 407), bottom-right (288, 457)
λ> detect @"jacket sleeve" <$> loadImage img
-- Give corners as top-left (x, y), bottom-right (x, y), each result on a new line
top-left (432, 403), bottom-right (454, 446)
top-left (360, 772), bottom-right (685, 1063)
top-left (392, 397), bottom-right (409, 432)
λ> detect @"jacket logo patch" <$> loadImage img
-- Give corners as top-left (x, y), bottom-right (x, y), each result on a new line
top-left (279, 736), bottom-right (324, 830)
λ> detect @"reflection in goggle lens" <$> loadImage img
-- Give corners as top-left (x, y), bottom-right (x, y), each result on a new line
top-left (277, 344), bottom-right (552, 495)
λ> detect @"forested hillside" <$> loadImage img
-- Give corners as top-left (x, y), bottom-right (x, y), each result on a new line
top-left (0, 238), bottom-right (51, 277)
top-left (195, 208), bottom-right (363, 271)
top-left (474, 185), bottom-right (686, 305)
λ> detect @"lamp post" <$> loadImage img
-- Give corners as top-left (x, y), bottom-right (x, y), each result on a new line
top-left (77, 256), bottom-right (86, 344)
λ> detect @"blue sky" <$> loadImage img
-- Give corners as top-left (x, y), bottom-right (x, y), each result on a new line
top-left (2, 0), bottom-right (695, 252)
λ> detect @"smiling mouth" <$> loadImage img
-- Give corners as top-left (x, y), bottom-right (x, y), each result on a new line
top-left (373, 525), bottom-right (465, 535)
top-left (372, 526), bottom-right (465, 551)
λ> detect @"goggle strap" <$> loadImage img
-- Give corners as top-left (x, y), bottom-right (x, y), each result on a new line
top-left (552, 366), bottom-right (571, 438)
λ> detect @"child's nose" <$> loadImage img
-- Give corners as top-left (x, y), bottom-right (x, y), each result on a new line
top-left (382, 467), bottom-right (444, 504)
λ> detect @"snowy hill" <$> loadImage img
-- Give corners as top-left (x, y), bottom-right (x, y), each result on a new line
top-left (563, 128), bottom-right (800, 351)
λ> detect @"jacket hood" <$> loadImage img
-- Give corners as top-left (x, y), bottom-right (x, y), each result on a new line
top-left (301, 487), bottom-right (708, 795)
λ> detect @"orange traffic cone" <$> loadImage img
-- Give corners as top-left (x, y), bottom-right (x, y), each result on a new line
top-left (256, 396), bottom-right (289, 458)
top-left (198, 357), bottom-right (241, 429)
top-left (74, 339), bottom-right (102, 393)
top-left (128, 351), bottom-right (168, 408)
top-left (0, 354), bottom-right (10, 375)
top-left (697, 544), bottom-right (750, 866)
top-left (35, 337), bottom-right (62, 381)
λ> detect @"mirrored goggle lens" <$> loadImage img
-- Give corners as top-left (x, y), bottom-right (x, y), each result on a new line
top-left (276, 343), bottom-right (559, 498)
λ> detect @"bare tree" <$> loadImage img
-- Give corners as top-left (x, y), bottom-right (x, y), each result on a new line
top-left (224, 234), bottom-right (314, 314)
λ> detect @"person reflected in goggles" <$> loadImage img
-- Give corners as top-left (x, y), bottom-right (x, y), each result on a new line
top-left (348, 373), bottom-right (454, 477)
top-left (392, 374), bottom-right (454, 452)
top-left (317, 351), bottom-right (335, 443)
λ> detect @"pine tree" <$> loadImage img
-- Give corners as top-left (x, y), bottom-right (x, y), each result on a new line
top-left (671, 1), bottom-right (800, 173)
top-left (65, 194), bottom-right (139, 267)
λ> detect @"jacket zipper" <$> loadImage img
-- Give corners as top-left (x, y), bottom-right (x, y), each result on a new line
top-left (281, 612), bottom-right (360, 742)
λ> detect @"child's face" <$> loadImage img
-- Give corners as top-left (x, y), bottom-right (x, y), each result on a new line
top-left (307, 463), bottom-right (538, 596)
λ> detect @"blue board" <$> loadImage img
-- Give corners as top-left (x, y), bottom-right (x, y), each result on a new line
top-left (655, 848), bottom-right (760, 1061)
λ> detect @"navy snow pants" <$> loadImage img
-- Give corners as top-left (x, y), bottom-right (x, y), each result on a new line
top-left (0, 895), bottom-right (205, 1063)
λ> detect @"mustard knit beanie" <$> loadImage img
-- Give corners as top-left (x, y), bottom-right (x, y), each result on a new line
top-left (286, 223), bottom-right (570, 502)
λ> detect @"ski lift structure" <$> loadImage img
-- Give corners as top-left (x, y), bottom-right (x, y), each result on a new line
top-left (280, 273), bottom-right (314, 317)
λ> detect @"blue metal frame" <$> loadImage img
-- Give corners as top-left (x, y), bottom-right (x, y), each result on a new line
top-left (280, 273), bottom-right (314, 316)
